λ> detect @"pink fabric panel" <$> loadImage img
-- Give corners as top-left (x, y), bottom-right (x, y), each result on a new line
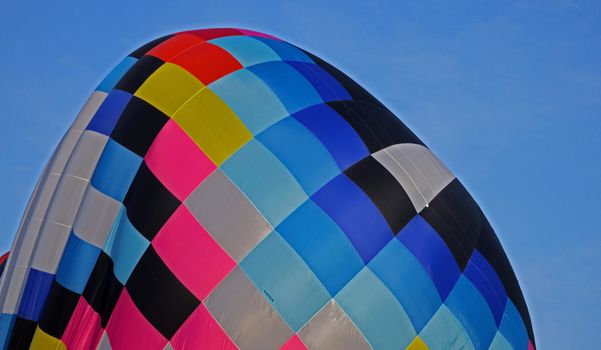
top-left (171, 304), bottom-right (237, 350)
top-left (280, 335), bottom-right (307, 350)
top-left (105, 290), bottom-right (167, 350)
top-left (145, 120), bottom-right (216, 200)
top-left (152, 205), bottom-right (236, 300)
top-left (528, 341), bottom-right (536, 350)
top-left (62, 297), bottom-right (103, 350)
top-left (239, 29), bottom-right (282, 41)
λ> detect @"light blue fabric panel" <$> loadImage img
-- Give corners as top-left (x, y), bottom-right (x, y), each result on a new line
top-left (221, 139), bottom-right (307, 226)
top-left (335, 268), bottom-right (416, 349)
top-left (254, 37), bottom-right (314, 63)
top-left (91, 139), bottom-right (142, 202)
top-left (498, 300), bottom-right (529, 350)
top-left (209, 69), bottom-right (288, 134)
top-left (257, 117), bottom-right (340, 195)
top-left (55, 233), bottom-right (101, 294)
top-left (103, 207), bottom-right (150, 284)
top-left (96, 56), bottom-right (137, 93)
top-left (419, 305), bottom-right (475, 350)
top-left (445, 276), bottom-right (497, 350)
top-left (0, 314), bottom-right (15, 350)
top-left (241, 232), bottom-right (330, 331)
top-left (249, 61), bottom-right (322, 114)
top-left (209, 36), bottom-right (280, 66)
top-left (368, 239), bottom-right (442, 332)
top-left (488, 332), bottom-right (514, 350)
top-left (277, 200), bottom-right (364, 296)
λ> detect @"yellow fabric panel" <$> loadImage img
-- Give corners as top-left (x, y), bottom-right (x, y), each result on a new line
top-left (135, 63), bottom-right (204, 116)
top-left (29, 326), bottom-right (67, 350)
top-left (173, 88), bottom-right (252, 165)
top-left (406, 336), bottom-right (429, 350)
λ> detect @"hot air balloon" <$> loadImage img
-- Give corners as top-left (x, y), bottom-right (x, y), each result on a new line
top-left (0, 28), bottom-right (534, 350)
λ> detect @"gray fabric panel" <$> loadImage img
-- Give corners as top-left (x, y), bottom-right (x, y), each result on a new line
top-left (73, 186), bottom-right (122, 248)
top-left (205, 267), bottom-right (293, 350)
top-left (45, 176), bottom-right (89, 227)
top-left (162, 343), bottom-right (174, 350)
top-left (64, 131), bottom-right (108, 180)
top-left (30, 220), bottom-right (72, 273)
top-left (96, 331), bottom-right (112, 350)
top-left (373, 144), bottom-right (455, 212)
top-left (298, 300), bottom-right (372, 350)
top-left (185, 169), bottom-right (272, 261)
top-left (30, 173), bottom-right (62, 221)
top-left (72, 91), bottom-right (107, 132)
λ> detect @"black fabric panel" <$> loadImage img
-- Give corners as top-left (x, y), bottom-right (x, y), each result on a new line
top-left (38, 281), bottom-right (79, 338)
top-left (125, 247), bottom-right (199, 339)
top-left (420, 179), bottom-right (481, 270)
top-left (344, 156), bottom-right (416, 233)
top-left (477, 214), bottom-right (535, 344)
top-left (82, 252), bottom-right (124, 327)
top-left (7, 317), bottom-right (36, 350)
top-left (301, 50), bottom-right (384, 107)
top-left (129, 35), bottom-right (173, 59)
top-left (123, 163), bottom-right (180, 240)
top-left (114, 55), bottom-right (163, 94)
top-left (110, 96), bottom-right (169, 157)
top-left (327, 100), bottom-right (423, 153)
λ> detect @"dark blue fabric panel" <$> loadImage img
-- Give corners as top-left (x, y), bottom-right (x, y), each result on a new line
top-left (312, 174), bottom-right (393, 263)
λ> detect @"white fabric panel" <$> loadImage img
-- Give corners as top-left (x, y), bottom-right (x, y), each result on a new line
top-left (298, 300), bottom-right (372, 350)
top-left (71, 91), bottom-right (107, 132)
top-left (45, 176), bottom-right (89, 227)
top-left (48, 129), bottom-right (83, 176)
top-left (64, 131), bottom-right (108, 180)
top-left (0, 265), bottom-right (27, 314)
top-left (205, 267), bottom-right (293, 350)
top-left (96, 331), bottom-right (112, 350)
top-left (30, 221), bottom-right (72, 273)
top-left (0, 91), bottom-right (105, 316)
top-left (73, 186), bottom-right (121, 248)
top-left (373, 144), bottom-right (455, 212)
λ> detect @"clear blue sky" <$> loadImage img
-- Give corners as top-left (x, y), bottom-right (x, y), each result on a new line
top-left (0, 0), bottom-right (599, 348)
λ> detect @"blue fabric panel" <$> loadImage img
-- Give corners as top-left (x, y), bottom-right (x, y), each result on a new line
top-left (86, 90), bottom-right (132, 136)
top-left (368, 239), bottom-right (442, 332)
top-left (96, 57), bottom-right (137, 93)
top-left (312, 174), bottom-right (393, 263)
top-left (257, 117), bottom-right (340, 195)
top-left (209, 36), bottom-right (280, 66)
top-left (248, 61), bottom-right (322, 114)
top-left (55, 233), bottom-right (101, 294)
top-left (336, 268), bottom-right (416, 349)
top-left (241, 232), bottom-right (330, 331)
top-left (209, 69), bottom-right (288, 134)
top-left (17, 269), bottom-right (54, 321)
top-left (397, 215), bottom-right (461, 299)
top-left (498, 300), bottom-right (529, 350)
top-left (288, 61), bottom-right (351, 102)
top-left (293, 104), bottom-right (369, 170)
top-left (419, 305), bottom-right (475, 350)
top-left (91, 139), bottom-right (142, 202)
top-left (0, 313), bottom-right (16, 350)
top-left (254, 37), bottom-right (313, 63)
top-left (221, 139), bottom-right (307, 226)
top-left (277, 200), bottom-right (364, 295)
top-left (104, 207), bottom-right (150, 284)
top-left (445, 276), bottom-right (497, 350)
top-left (464, 250), bottom-right (507, 325)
